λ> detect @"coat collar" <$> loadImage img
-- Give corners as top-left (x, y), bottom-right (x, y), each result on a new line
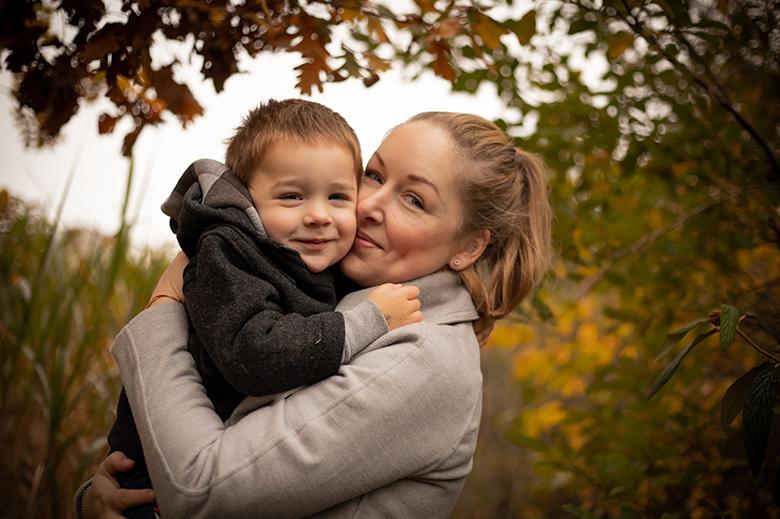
top-left (338, 270), bottom-right (478, 325)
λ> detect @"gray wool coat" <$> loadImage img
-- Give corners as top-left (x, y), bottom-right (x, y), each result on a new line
top-left (110, 270), bottom-right (483, 518)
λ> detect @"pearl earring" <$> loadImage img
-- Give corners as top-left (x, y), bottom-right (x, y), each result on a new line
top-left (453, 259), bottom-right (461, 267)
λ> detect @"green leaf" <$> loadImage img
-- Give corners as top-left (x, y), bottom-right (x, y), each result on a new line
top-left (667, 317), bottom-right (710, 340)
top-left (719, 304), bottom-right (740, 350)
top-left (743, 363), bottom-right (778, 476)
top-left (569, 18), bottom-right (595, 35)
top-left (721, 363), bottom-right (768, 428)
top-left (647, 329), bottom-right (717, 400)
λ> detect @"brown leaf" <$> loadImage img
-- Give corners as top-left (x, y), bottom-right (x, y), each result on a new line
top-left (149, 65), bottom-right (204, 123)
top-left (293, 32), bottom-right (332, 95)
top-left (472, 10), bottom-right (506, 49)
top-left (81, 29), bottom-right (121, 62)
top-left (431, 43), bottom-right (455, 81)
top-left (364, 51), bottom-right (391, 72)
top-left (98, 113), bottom-right (119, 134)
top-left (121, 124), bottom-right (143, 157)
top-left (415, 0), bottom-right (437, 14)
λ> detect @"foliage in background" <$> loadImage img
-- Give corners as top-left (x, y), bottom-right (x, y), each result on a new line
top-left (646, 304), bottom-right (780, 504)
top-left (0, 185), bottom-right (169, 518)
top-left (454, 1), bottom-right (780, 517)
top-left (0, 0), bottom-right (536, 155)
top-left (3, 0), bottom-right (780, 517)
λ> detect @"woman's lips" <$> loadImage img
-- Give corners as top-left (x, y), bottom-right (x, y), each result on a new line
top-left (354, 232), bottom-right (381, 249)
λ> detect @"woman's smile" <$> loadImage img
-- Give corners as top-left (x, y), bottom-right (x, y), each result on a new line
top-left (354, 231), bottom-right (382, 249)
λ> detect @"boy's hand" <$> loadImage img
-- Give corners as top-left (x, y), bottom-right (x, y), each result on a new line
top-left (368, 283), bottom-right (422, 330)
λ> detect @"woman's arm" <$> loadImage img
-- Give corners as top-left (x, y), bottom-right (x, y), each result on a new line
top-left (112, 302), bottom-right (479, 518)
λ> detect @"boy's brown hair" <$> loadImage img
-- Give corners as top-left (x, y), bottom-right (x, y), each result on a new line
top-left (225, 99), bottom-right (363, 183)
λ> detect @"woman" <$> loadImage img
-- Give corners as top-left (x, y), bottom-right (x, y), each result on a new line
top-left (79, 112), bottom-right (552, 518)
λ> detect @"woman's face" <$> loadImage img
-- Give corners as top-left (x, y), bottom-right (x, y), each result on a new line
top-left (340, 121), bottom-right (466, 286)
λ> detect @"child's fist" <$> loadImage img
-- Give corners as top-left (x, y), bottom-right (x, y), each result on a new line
top-left (368, 283), bottom-right (422, 331)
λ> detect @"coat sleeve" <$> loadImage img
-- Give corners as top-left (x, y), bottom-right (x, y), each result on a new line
top-left (185, 232), bottom-right (385, 395)
top-left (111, 302), bottom-right (480, 518)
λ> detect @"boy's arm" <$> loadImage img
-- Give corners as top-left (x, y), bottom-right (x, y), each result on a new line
top-left (186, 232), bottom-right (387, 396)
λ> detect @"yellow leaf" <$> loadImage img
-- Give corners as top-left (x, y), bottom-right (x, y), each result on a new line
top-left (520, 401), bottom-right (566, 437)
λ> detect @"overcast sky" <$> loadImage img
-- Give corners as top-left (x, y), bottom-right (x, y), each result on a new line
top-left (0, 50), bottom-right (510, 250)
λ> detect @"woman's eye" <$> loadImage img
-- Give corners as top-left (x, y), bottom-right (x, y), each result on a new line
top-left (362, 170), bottom-right (383, 184)
top-left (403, 193), bottom-right (424, 210)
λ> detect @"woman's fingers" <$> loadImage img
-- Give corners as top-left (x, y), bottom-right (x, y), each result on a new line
top-left (111, 488), bottom-right (156, 511)
top-left (98, 451), bottom-right (134, 479)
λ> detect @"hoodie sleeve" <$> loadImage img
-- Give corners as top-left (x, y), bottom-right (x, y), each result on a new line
top-left (185, 231), bottom-right (386, 396)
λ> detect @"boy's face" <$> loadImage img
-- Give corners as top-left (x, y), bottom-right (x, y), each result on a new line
top-left (247, 138), bottom-right (358, 273)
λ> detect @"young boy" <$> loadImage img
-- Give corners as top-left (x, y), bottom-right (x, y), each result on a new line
top-left (107, 99), bottom-right (421, 519)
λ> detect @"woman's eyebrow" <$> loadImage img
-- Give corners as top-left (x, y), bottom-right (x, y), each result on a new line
top-left (408, 174), bottom-right (440, 197)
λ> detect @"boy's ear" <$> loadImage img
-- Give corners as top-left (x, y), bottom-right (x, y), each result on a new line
top-left (449, 230), bottom-right (490, 271)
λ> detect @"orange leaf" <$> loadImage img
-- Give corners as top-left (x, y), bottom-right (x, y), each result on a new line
top-left (472, 11), bottom-right (506, 49)
top-left (436, 17), bottom-right (461, 39)
top-left (364, 51), bottom-right (391, 72)
top-left (293, 35), bottom-right (332, 95)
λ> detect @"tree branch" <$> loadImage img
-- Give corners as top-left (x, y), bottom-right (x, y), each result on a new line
top-left (615, 0), bottom-right (780, 181)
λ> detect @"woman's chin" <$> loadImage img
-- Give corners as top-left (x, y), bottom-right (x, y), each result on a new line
top-left (340, 255), bottom-right (381, 286)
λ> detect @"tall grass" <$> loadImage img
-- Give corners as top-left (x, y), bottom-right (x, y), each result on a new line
top-left (0, 159), bottom-right (170, 518)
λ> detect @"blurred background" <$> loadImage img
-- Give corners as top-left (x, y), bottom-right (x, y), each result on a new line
top-left (1, 1), bottom-right (779, 517)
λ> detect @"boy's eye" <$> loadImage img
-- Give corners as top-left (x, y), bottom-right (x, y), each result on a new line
top-left (279, 192), bottom-right (303, 200)
top-left (362, 170), bottom-right (383, 184)
top-left (329, 193), bottom-right (352, 201)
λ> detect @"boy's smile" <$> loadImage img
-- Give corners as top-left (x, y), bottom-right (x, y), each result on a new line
top-left (247, 138), bottom-right (358, 272)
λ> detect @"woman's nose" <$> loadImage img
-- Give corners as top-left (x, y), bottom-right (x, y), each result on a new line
top-left (357, 188), bottom-right (385, 224)
top-left (303, 202), bottom-right (332, 226)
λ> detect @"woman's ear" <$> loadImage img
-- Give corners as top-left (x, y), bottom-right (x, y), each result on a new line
top-left (449, 230), bottom-right (490, 271)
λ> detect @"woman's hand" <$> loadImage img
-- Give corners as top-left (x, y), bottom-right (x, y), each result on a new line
top-left (148, 251), bottom-right (188, 307)
top-left (368, 283), bottom-right (422, 330)
top-left (83, 452), bottom-right (155, 519)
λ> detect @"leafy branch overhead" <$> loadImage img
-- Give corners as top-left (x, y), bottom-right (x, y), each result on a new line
top-left (0, 0), bottom-right (531, 156)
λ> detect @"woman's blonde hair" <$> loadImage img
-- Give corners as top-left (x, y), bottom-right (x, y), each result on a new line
top-left (407, 112), bottom-right (553, 336)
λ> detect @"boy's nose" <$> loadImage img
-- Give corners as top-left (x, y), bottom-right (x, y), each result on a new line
top-left (303, 203), bottom-right (332, 226)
